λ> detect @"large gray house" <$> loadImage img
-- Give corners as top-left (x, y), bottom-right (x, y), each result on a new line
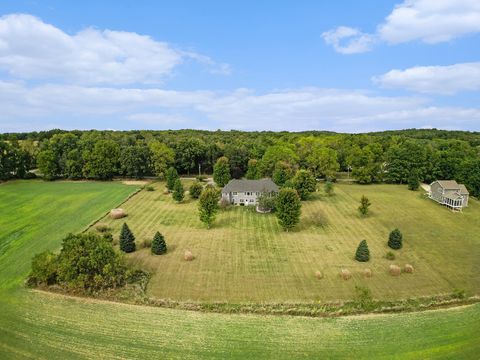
top-left (221, 178), bottom-right (279, 206)
top-left (429, 180), bottom-right (469, 210)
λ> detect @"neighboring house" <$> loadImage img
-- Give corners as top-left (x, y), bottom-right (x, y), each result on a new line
top-left (221, 178), bottom-right (279, 206)
top-left (429, 180), bottom-right (469, 210)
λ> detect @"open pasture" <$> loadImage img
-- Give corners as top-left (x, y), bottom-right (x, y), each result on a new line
top-left (99, 181), bottom-right (480, 303)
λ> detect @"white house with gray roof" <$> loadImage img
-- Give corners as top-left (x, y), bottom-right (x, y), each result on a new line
top-left (221, 178), bottom-right (279, 206)
top-left (429, 180), bottom-right (469, 210)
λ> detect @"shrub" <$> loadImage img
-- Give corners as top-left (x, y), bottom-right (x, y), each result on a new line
top-left (363, 268), bottom-right (372, 278)
top-left (408, 175), bottom-right (420, 191)
top-left (275, 188), bottom-right (301, 231)
top-left (119, 222), bottom-right (136, 253)
top-left (388, 228), bottom-right (403, 250)
top-left (94, 223), bottom-right (110, 233)
top-left (385, 251), bottom-right (395, 260)
top-left (151, 232), bottom-right (167, 255)
top-left (354, 285), bottom-right (374, 310)
top-left (389, 264), bottom-right (401, 276)
top-left (324, 181), bottom-right (334, 196)
top-left (404, 264), bottom-right (414, 273)
top-left (189, 181), bottom-right (203, 199)
top-left (145, 185), bottom-right (155, 192)
top-left (102, 232), bottom-right (113, 242)
top-left (184, 250), bottom-right (194, 261)
top-left (257, 192), bottom-right (277, 212)
top-left (172, 178), bottom-right (185, 202)
top-left (355, 240), bottom-right (370, 262)
top-left (110, 208), bottom-right (127, 219)
top-left (315, 270), bottom-right (323, 279)
top-left (340, 269), bottom-right (351, 280)
top-left (358, 195), bottom-right (371, 217)
top-left (28, 251), bottom-right (58, 286)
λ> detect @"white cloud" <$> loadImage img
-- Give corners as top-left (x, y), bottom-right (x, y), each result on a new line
top-left (321, 26), bottom-right (375, 54)
top-left (1, 82), bottom-right (479, 132)
top-left (373, 62), bottom-right (480, 94)
top-left (0, 14), bottom-right (229, 85)
top-left (324, 0), bottom-right (480, 53)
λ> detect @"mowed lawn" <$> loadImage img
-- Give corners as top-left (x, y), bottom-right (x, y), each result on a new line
top-left (0, 180), bottom-right (479, 359)
top-left (100, 182), bottom-right (480, 302)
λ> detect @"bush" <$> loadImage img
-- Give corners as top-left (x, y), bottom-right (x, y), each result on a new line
top-left (408, 175), bottom-right (420, 191)
top-left (358, 195), bottom-right (371, 217)
top-left (196, 174), bottom-right (207, 182)
top-left (94, 223), bottom-right (111, 233)
top-left (119, 222), bottom-right (136, 253)
top-left (385, 251), bottom-right (395, 260)
top-left (257, 192), bottom-right (277, 212)
top-left (355, 240), bottom-right (370, 262)
top-left (28, 251), bottom-right (58, 286)
top-left (324, 181), bottom-right (334, 196)
top-left (189, 181), bottom-right (203, 199)
top-left (145, 185), bottom-right (155, 192)
top-left (151, 231), bottom-right (167, 255)
top-left (102, 232), bottom-right (113, 242)
top-left (388, 228), bottom-right (403, 249)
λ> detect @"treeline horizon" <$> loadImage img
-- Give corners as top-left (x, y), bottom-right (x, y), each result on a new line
top-left (1, 128), bottom-right (479, 197)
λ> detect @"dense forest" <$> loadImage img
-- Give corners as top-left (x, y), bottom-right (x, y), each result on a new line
top-left (1, 128), bottom-right (479, 197)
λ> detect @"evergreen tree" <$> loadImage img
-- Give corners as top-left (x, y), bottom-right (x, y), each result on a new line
top-left (358, 195), bottom-right (371, 217)
top-left (198, 187), bottom-right (220, 228)
top-left (292, 169), bottom-right (316, 200)
top-left (388, 229), bottom-right (403, 250)
top-left (151, 231), bottom-right (167, 255)
top-left (324, 180), bottom-right (334, 196)
top-left (189, 181), bottom-right (203, 199)
top-left (276, 188), bottom-right (301, 231)
top-left (119, 222), bottom-right (136, 253)
top-left (355, 240), bottom-right (370, 262)
top-left (213, 156), bottom-right (231, 187)
top-left (165, 167), bottom-right (179, 191)
top-left (172, 178), bottom-right (185, 202)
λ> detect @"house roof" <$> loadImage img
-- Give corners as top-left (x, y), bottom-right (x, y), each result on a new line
top-left (222, 178), bottom-right (279, 193)
top-left (443, 192), bottom-right (464, 201)
top-left (432, 180), bottom-right (469, 195)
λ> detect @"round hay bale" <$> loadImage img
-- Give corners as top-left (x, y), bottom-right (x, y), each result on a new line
top-left (404, 264), bottom-right (414, 273)
top-left (363, 268), bottom-right (372, 278)
top-left (184, 250), bottom-right (194, 261)
top-left (110, 208), bottom-right (126, 219)
top-left (340, 268), bottom-right (351, 280)
top-left (389, 264), bottom-right (401, 276)
top-left (315, 270), bottom-right (323, 279)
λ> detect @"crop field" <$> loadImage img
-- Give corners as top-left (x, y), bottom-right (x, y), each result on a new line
top-left (99, 181), bottom-right (480, 303)
top-left (0, 180), bottom-right (479, 359)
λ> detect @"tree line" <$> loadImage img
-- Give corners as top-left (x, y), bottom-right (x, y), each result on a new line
top-left (0, 128), bottom-right (479, 196)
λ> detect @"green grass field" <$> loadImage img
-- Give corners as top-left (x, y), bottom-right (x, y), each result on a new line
top-left (0, 180), bottom-right (479, 359)
top-left (99, 182), bottom-right (480, 303)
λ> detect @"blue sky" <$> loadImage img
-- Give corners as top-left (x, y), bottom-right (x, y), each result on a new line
top-left (0, 0), bottom-right (479, 132)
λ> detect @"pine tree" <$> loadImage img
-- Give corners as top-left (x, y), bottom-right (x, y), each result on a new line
top-left (165, 167), bottom-right (179, 192)
top-left (276, 188), bottom-right (301, 231)
top-left (172, 178), bottom-right (184, 202)
top-left (355, 240), bottom-right (370, 262)
top-left (388, 228), bottom-right (403, 249)
top-left (213, 156), bottom-right (231, 187)
top-left (358, 195), bottom-right (371, 216)
top-left (151, 231), bottom-right (167, 255)
top-left (119, 222), bottom-right (135, 253)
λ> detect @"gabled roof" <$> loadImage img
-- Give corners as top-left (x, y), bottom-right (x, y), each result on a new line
top-left (458, 184), bottom-right (469, 195)
top-left (434, 180), bottom-right (460, 190)
top-left (222, 178), bottom-right (279, 193)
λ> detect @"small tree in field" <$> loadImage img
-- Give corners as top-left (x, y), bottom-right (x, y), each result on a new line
top-left (151, 231), bottom-right (167, 255)
top-left (324, 180), bottom-right (334, 196)
top-left (189, 181), bottom-right (203, 199)
top-left (388, 228), bottom-right (403, 249)
top-left (172, 178), bottom-right (184, 202)
top-left (358, 195), bottom-right (371, 217)
top-left (276, 188), bottom-right (301, 231)
top-left (355, 240), bottom-right (370, 262)
top-left (198, 187), bottom-right (220, 228)
top-left (213, 156), bottom-right (231, 187)
top-left (119, 222), bottom-right (136, 253)
top-left (408, 174), bottom-right (420, 191)
top-left (166, 167), bottom-right (179, 192)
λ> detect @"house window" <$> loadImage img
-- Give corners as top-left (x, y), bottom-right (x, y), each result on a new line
top-left (249, 199), bottom-right (254, 202)
top-left (246, 192), bottom-right (250, 196)
top-left (233, 192), bottom-right (237, 195)
top-left (240, 199), bottom-right (244, 202)
top-left (255, 192), bottom-right (259, 196)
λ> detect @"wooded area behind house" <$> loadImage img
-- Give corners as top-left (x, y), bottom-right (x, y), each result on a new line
top-left (1, 128), bottom-right (479, 197)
